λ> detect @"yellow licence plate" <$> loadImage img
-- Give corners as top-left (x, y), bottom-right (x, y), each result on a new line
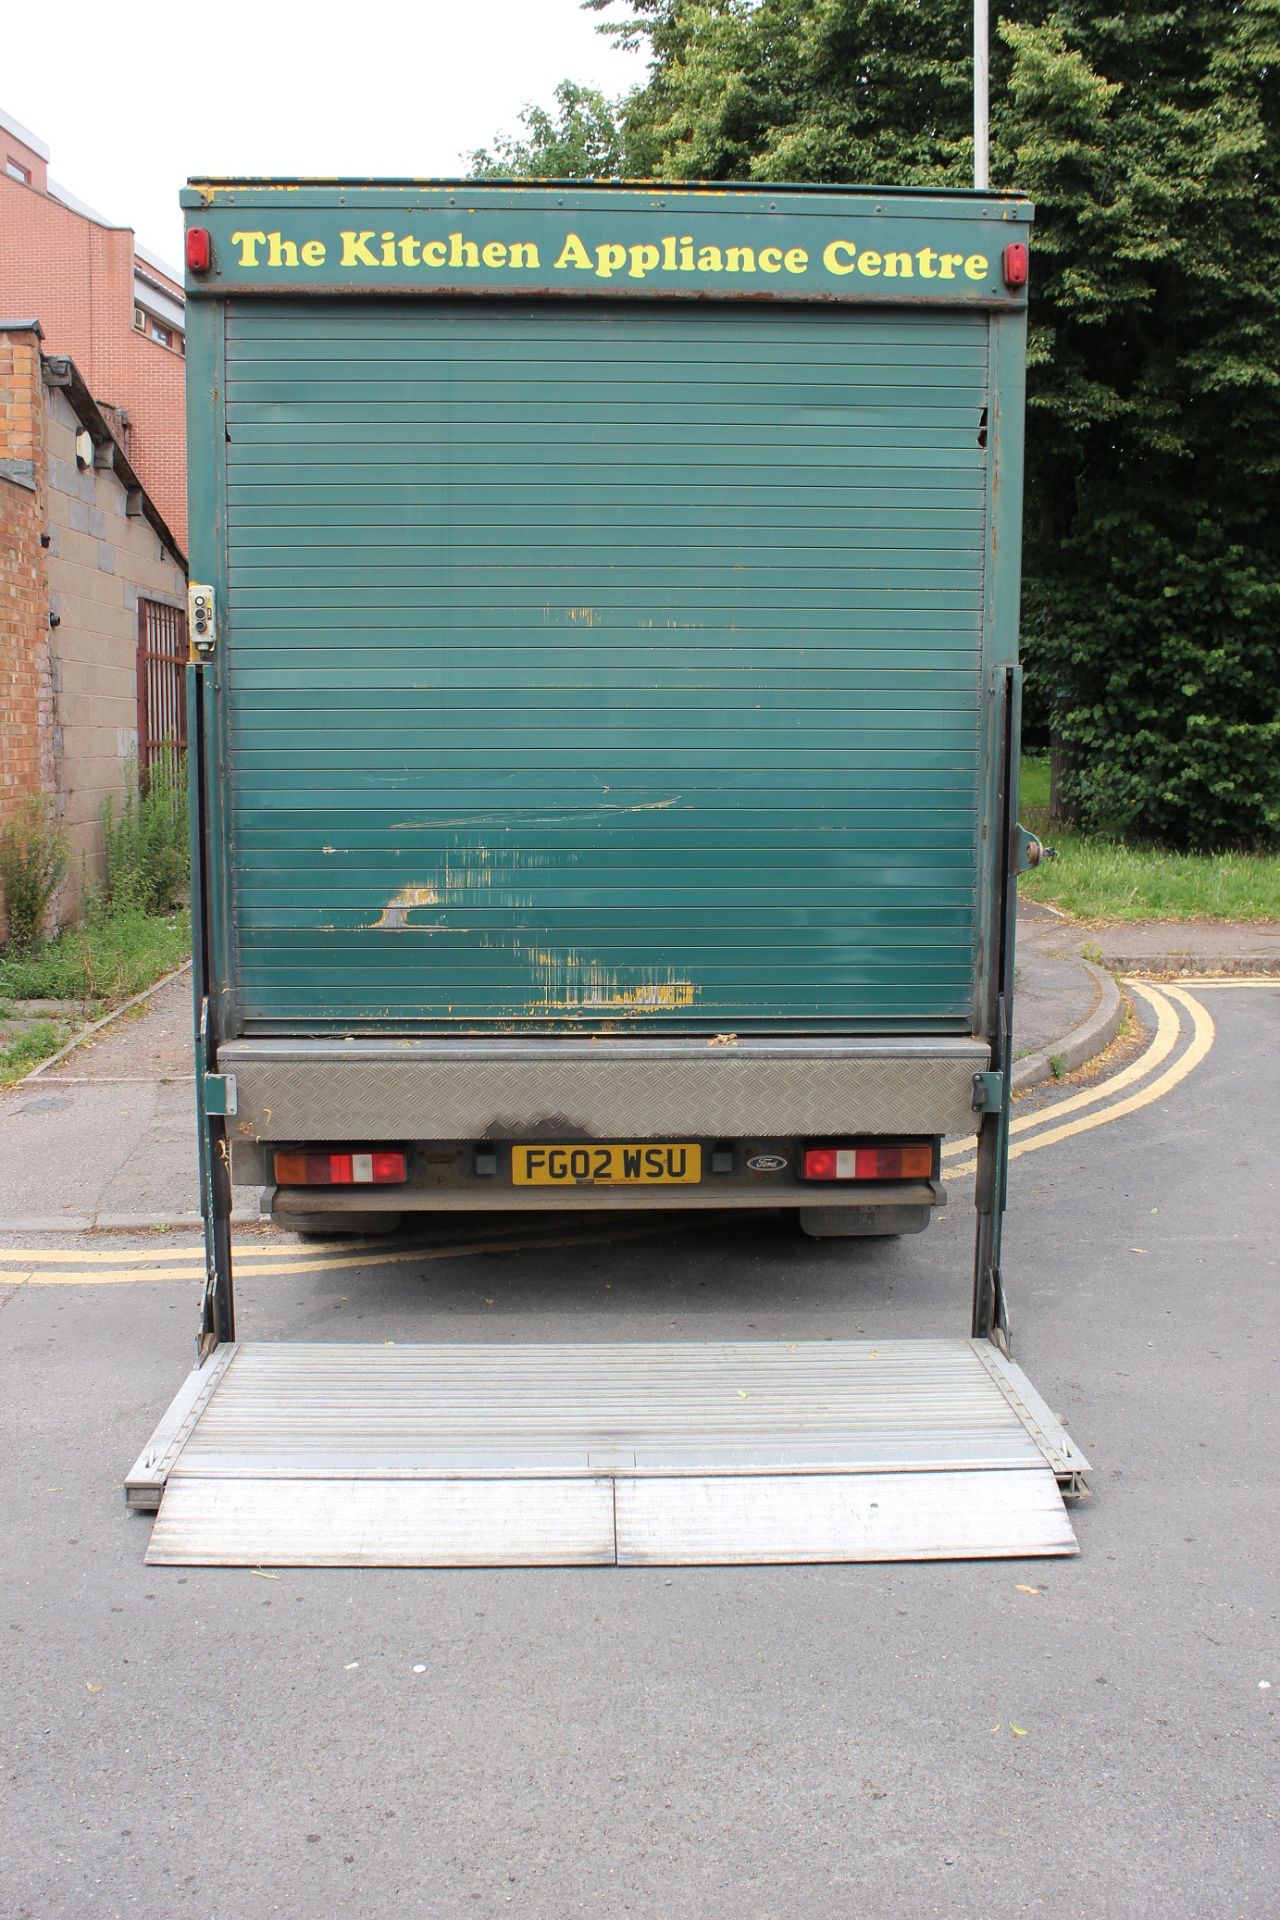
top-left (512, 1143), bottom-right (702, 1186)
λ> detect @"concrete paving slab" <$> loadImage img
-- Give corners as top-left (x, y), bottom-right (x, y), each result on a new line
top-left (1087, 918), bottom-right (1280, 975)
top-left (0, 1072), bottom-right (259, 1234)
top-left (1015, 904), bottom-right (1110, 1062)
top-left (1018, 903), bottom-right (1280, 976)
top-left (0, 1080), bottom-right (198, 1225)
top-left (40, 970), bottom-right (193, 1083)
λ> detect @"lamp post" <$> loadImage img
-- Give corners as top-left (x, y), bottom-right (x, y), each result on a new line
top-left (974, 0), bottom-right (990, 190)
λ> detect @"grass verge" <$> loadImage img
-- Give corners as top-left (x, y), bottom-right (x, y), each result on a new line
top-left (0, 1021), bottom-right (71, 1089)
top-left (0, 907), bottom-right (190, 1090)
top-left (0, 907), bottom-right (190, 1005)
top-left (1018, 756), bottom-right (1280, 921)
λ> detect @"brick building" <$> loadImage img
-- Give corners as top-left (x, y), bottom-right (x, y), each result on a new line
top-left (1, 321), bottom-right (186, 933)
top-left (0, 106), bottom-right (187, 547)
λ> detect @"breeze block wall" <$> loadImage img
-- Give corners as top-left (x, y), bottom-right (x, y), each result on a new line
top-left (44, 383), bottom-right (186, 915)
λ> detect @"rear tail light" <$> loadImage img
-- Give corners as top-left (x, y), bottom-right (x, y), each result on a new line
top-left (274, 1149), bottom-right (407, 1187)
top-left (801, 1144), bottom-right (933, 1182)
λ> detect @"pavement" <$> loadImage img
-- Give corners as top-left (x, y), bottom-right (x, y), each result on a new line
top-left (0, 970), bottom-right (230, 1235)
top-left (0, 904), bottom-right (1274, 1235)
top-left (1067, 916), bottom-right (1280, 976)
top-left (1013, 902), bottom-right (1121, 1089)
top-left (1, 979), bottom-right (1276, 1918)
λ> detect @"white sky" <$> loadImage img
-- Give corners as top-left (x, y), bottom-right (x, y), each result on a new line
top-left (6, 0), bottom-right (645, 274)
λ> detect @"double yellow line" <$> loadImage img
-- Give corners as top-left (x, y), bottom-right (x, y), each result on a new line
top-left (0, 1216), bottom-right (703, 1287)
top-left (942, 980), bottom-right (1215, 1179)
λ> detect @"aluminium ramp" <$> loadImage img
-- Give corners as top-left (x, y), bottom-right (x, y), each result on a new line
top-left (127, 1339), bottom-right (1088, 1567)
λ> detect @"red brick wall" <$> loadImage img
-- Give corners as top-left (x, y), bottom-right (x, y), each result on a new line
top-left (0, 176), bottom-right (186, 548)
top-left (1, 123), bottom-right (49, 194)
top-left (0, 327), bottom-right (54, 938)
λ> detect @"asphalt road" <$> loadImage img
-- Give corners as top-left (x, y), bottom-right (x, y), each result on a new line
top-left (2, 984), bottom-right (1277, 1919)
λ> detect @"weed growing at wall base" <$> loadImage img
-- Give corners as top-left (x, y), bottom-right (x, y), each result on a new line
top-left (101, 748), bottom-right (189, 916)
top-left (0, 797), bottom-right (69, 955)
top-left (0, 754), bottom-right (191, 1081)
top-left (0, 1021), bottom-right (69, 1090)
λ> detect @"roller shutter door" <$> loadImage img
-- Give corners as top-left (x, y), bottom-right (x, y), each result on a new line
top-left (224, 299), bottom-right (987, 1033)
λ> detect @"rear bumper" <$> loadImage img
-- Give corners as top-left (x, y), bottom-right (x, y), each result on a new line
top-left (220, 1034), bottom-right (988, 1147)
top-left (222, 1034), bottom-right (984, 1216)
top-left (267, 1176), bottom-right (945, 1221)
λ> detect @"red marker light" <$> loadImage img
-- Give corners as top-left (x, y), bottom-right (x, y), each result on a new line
top-left (801, 1144), bottom-right (934, 1182)
top-left (1003, 242), bottom-right (1029, 289)
top-left (274, 1149), bottom-right (407, 1186)
top-left (186, 227), bottom-right (212, 274)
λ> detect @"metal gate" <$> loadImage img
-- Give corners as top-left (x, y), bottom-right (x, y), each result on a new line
top-left (136, 597), bottom-right (187, 776)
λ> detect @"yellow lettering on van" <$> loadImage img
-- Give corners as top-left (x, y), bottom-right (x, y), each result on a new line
top-left (230, 230), bottom-right (268, 267)
top-left (555, 232), bottom-right (593, 271)
top-left (340, 231), bottom-right (379, 268)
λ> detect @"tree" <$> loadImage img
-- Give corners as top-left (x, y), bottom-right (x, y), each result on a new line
top-left (597, 0), bottom-right (977, 183)
top-left (468, 80), bottom-right (628, 179)
top-left (1000, 9), bottom-right (1280, 848)
top-left (477, 2), bottom-right (1280, 847)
